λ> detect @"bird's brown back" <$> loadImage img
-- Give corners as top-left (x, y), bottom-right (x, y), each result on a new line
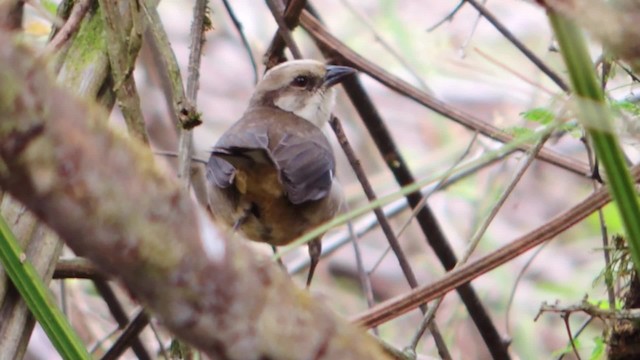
top-left (207, 106), bottom-right (342, 246)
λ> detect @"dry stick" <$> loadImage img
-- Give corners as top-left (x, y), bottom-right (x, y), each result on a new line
top-left (408, 130), bottom-right (553, 352)
top-left (101, 309), bottom-right (150, 360)
top-left (539, 301), bottom-right (640, 320)
top-left (323, 45), bottom-right (511, 360)
top-left (266, 0), bottom-right (303, 60)
top-left (300, 12), bottom-right (508, 358)
top-left (140, 3), bottom-right (192, 129)
top-left (556, 318), bottom-right (594, 360)
top-left (288, 145), bottom-right (512, 275)
top-left (562, 314), bottom-right (582, 360)
top-left (427, 0), bottom-right (464, 32)
top-left (583, 135), bottom-right (616, 314)
top-left (330, 117), bottom-right (451, 360)
top-left (54, 258), bottom-right (102, 279)
top-left (474, 47), bottom-right (556, 96)
top-left (299, 11), bottom-right (589, 178)
top-left (99, 0), bottom-right (149, 144)
top-left (458, 0), bottom-right (484, 57)
top-left (464, 0), bottom-right (569, 92)
top-left (221, 0), bottom-right (259, 84)
top-left (93, 282), bottom-right (151, 360)
top-left (263, 0), bottom-right (308, 68)
top-left (345, 218), bottom-right (376, 318)
top-left (178, 0), bottom-right (208, 191)
top-left (505, 242), bottom-right (549, 335)
top-left (366, 133), bottom-right (478, 300)
top-left (367, 133), bottom-right (478, 281)
top-left (352, 166), bottom-right (640, 328)
top-left (44, 0), bottom-right (92, 54)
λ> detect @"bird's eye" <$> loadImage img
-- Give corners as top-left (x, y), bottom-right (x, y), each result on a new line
top-left (292, 75), bottom-right (309, 87)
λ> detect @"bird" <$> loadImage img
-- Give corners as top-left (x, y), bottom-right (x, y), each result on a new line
top-left (206, 59), bottom-right (356, 287)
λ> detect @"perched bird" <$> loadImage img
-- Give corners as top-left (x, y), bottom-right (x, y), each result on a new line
top-left (206, 60), bottom-right (356, 286)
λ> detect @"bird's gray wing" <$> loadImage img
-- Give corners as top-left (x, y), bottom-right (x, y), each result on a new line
top-left (271, 132), bottom-right (335, 205)
top-left (206, 127), bottom-right (271, 188)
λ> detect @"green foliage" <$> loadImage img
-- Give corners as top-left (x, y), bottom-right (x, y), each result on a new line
top-left (611, 99), bottom-right (640, 116)
top-left (40, 0), bottom-right (58, 15)
top-left (0, 215), bottom-right (90, 359)
top-left (550, 11), bottom-right (640, 279)
top-left (590, 336), bottom-right (605, 360)
top-left (522, 107), bottom-right (555, 125)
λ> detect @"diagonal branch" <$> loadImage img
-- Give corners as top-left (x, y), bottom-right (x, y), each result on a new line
top-left (353, 165), bottom-right (640, 328)
top-left (299, 10), bottom-right (591, 178)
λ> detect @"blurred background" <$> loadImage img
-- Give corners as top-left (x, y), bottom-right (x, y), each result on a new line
top-left (21, 0), bottom-right (640, 358)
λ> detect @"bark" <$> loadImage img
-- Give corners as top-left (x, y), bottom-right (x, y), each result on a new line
top-left (0, 34), bottom-right (389, 360)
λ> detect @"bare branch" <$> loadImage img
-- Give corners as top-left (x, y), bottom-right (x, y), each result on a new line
top-left (353, 165), bottom-right (640, 328)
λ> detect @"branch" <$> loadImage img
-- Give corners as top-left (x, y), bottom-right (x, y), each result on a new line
top-left (353, 165), bottom-right (640, 328)
top-left (298, 10), bottom-right (591, 178)
top-left (0, 34), bottom-right (390, 359)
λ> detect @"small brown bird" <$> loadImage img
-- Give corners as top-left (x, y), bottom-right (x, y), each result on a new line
top-left (206, 60), bottom-right (356, 286)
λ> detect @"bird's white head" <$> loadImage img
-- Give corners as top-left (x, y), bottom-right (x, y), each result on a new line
top-left (250, 60), bottom-right (356, 128)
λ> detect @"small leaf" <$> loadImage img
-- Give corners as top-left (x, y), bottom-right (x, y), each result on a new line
top-left (521, 108), bottom-right (555, 125)
top-left (589, 336), bottom-right (605, 360)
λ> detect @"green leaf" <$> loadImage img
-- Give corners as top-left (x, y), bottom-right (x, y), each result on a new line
top-left (589, 336), bottom-right (605, 360)
top-left (40, 0), bottom-right (58, 15)
top-left (0, 215), bottom-right (90, 359)
top-left (504, 126), bottom-right (536, 143)
top-left (611, 100), bottom-right (640, 116)
top-left (522, 107), bottom-right (555, 125)
top-left (549, 11), bottom-right (640, 279)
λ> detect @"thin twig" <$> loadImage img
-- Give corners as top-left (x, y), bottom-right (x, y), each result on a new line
top-left (344, 209), bottom-right (377, 334)
top-left (353, 166), bottom-right (640, 328)
top-left (178, 0), bottom-right (209, 191)
top-left (221, 0), bottom-right (259, 83)
top-left (140, 3), bottom-right (196, 129)
top-left (562, 314), bottom-right (582, 360)
top-left (557, 318), bottom-right (594, 360)
top-left (94, 281), bottom-right (151, 360)
top-left (329, 117), bottom-right (451, 358)
top-left (299, 11), bottom-right (589, 178)
top-left (101, 309), bottom-right (151, 360)
top-left (427, 0), bottom-right (465, 32)
top-left (99, 0), bottom-right (149, 144)
top-left (474, 47), bottom-right (556, 96)
top-left (327, 61), bottom-right (509, 359)
top-left (464, 0), bottom-right (569, 92)
top-left (505, 241), bottom-right (549, 335)
top-left (458, 0), bottom-right (484, 58)
top-left (263, 0), bottom-right (307, 68)
top-left (287, 139), bottom-right (512, 275)
top-left (265, 0), bottom-right (303, 60)
top-left (409, 128), bottom-right (553, 350)
top-left (44, 0), bottom-right (92, 55)
top-left (583, 130), bottom-right (617, 316)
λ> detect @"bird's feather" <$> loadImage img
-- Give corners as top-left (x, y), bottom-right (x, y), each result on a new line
top-left (207, 106), bottom-right (335, 204)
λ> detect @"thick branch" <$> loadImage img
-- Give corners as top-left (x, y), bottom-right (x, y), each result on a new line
top-left (0, 35), bottom-right (389, 360)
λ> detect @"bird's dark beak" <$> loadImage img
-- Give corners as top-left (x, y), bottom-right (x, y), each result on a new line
top-left (323, 65), bottom-right (356, 88)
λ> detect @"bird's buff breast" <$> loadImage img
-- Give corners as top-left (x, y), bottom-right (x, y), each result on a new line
top-left (220, 165), bottom-right (336, 246)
